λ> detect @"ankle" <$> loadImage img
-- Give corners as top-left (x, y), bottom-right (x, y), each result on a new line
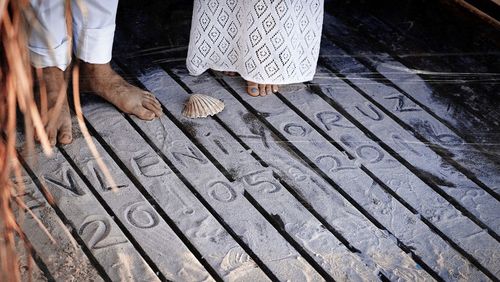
top-left (42, 67), bottom-right (64, 80)
top-left (79, 61), bottom-right (117, 87)
top-left (79, 60), bottom-right (113, 75)
top-left (42, 67), bottom-right (65, 93)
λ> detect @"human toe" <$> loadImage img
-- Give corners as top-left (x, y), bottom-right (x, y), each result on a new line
top-left (134, 106), bottom-right (156, 120)
top-left (247, 81), bottom-right (260, 97)
top-left (143, 99), bottom-right (163, 117)
top-left (266, 84), bottom-right (274, 95)
top-left (47, 127), bottom-right (57, 147)
top-left (259, 84), bottom-right (267, 96)
top-left (57, 126), bottom-right (73, 145)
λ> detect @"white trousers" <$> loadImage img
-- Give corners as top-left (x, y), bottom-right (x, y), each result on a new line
top-left (29, 0), bottom-right (118, 71)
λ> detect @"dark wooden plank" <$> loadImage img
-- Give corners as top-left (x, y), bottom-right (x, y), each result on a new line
top-left (323, 1), bottom-right (500, 123)
top-left (81, 98), bottom-right (271, 281)
top-left (324, 0), bottom-right (500, 56)
top-left (318, 12), bottom-right (500, 158)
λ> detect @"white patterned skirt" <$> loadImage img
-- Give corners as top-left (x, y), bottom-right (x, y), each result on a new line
top-left (186, 0), bottom-right (324, 85)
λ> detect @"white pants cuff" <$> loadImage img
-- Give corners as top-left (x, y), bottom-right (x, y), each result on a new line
top-left (29, 37), bottom-right (72, 71)
top-left (74, 24), bottom-right (116, 64)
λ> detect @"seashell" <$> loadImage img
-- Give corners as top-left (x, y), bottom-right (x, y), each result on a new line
top-left (182, 94), bottom-right (225, 118)
top-left (220, 247), bottom-right (254, 272)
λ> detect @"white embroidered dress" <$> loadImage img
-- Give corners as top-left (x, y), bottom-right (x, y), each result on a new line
top-left (186, 0), bottom-right (324, 84)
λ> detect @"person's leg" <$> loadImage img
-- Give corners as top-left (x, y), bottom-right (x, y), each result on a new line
top-left (72, 0), bottom-right (162, 120)
top-left (29, 0), bottom-right (72, 145)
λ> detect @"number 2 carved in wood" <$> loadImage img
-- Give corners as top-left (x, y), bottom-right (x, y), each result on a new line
top-left (79, 217), bottom-right (127, 250)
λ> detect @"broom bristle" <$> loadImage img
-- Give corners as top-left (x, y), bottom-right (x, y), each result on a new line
top-left (1, 1), bottom-right (118, 280)
top-left (2, 1), bottom-right (56, 281)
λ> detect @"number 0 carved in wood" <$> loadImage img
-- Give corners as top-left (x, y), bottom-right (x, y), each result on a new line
top-left (208, 181), bottom-right (237, 203)
top-left (316, 155), bottom-right (357, 173)
top-left (124, 202), bottom-right (160, 229)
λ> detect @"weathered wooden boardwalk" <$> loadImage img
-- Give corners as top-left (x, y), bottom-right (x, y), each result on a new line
top-left (15, 0), bottom-right (500, 281)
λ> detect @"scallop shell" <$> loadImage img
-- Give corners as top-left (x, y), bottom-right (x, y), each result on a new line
top-left (182, 94), bottom-right (225, 118)
top-left (220, 247), bottom-right (254, 272)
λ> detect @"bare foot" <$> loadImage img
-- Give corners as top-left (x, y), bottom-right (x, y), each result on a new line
top-left (80, 62), bottom-right (163, 120)
top-left (40, 67), bottom-right (73, 146)
top-left (223, 71), bottom-right (238, 77)
top-left (246, 81), bottom-right (279, 97)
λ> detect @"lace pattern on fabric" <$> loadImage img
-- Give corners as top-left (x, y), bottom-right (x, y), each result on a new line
top-left (187, 0), bottom-right (324, 84)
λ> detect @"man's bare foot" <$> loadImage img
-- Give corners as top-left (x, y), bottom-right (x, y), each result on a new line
top-left (41, 67), bottom-right (73, 146)
top-left (246, 81), bottom-right (279, 97)
top-left (80, 62), bottom-right (163, 120)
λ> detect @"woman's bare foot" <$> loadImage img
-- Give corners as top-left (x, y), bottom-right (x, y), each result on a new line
top-left (41, 67), bottom-right (73, 146)
top-left (220, 70), bottom-right (279, 97)
top-left (223, 71), bottom-right (238, 77)
top-left (246, 81), bottom-right (279, 97)
top-left (80, 62), bottom-right (163, 120)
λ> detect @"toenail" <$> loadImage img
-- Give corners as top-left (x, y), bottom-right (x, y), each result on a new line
top-left (251, 88), bottom-right (258, 93)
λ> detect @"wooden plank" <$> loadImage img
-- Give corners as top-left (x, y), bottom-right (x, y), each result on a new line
top-left (192, 71), bottom-right (490, 280)
top-left (15, 238), bottom-right (48, 282)
top-left (96, 115), bottom-right (324, 280)
top-left (312, 61), bottom-right (500, 235)
top-left (18, 142), bottom-right (160, 281)
top-left (330, 1), bottom-right (500, 61)
top-left (112, 18), bottom-right (426, 281)
top-left (61, 123), bottom-right (215, 281)
top-left (135, 60), bottom-right (482, 276)
top-left (81, 97), bottom-right (271, 282)
top-left (319, 12), bottom-right (500, 158)
top-left (100, 67), bottom-right (383, 280)
top-left (83, 97), bottom-right (374, 281)
top-left (319, 17), bottom-right (500, 197)
top-left (160, 65), bottom-right (437, 281)
top-left (322, 11), bottom-right (500, 159)
top-left (280, 76), bottom-right (500, 278)
top-left (12, 168), bottom-right (103, 281)
top-left (318, 43), bottom-right (500, 197)
top-left (323, 2), bottom-right (500, 107)
top-left (80, 77), bottom-right (324, 281)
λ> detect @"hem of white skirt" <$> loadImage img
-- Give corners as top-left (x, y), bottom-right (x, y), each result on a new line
top-left (188, 66), bottom-right (315, 85)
